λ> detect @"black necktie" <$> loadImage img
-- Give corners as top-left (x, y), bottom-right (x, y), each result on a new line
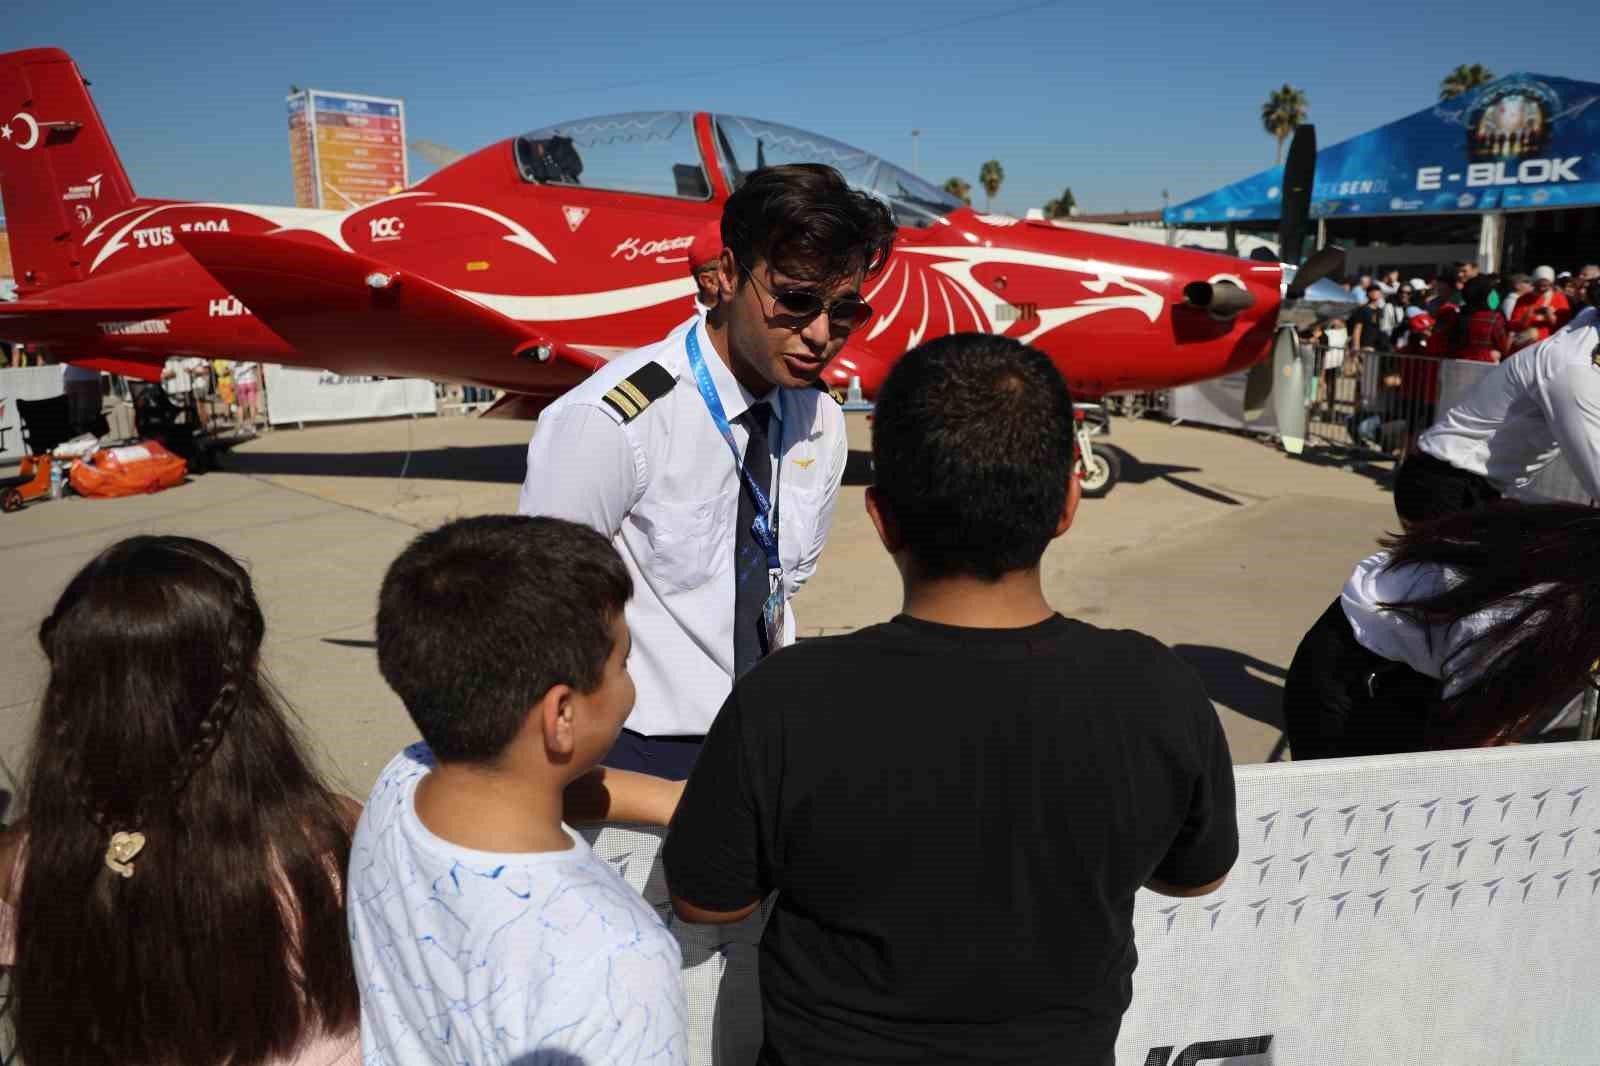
top-left (734, 402), bottom-right (775, 678)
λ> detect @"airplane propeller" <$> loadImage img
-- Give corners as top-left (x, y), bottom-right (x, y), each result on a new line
top-left (1242, 123), bottom-right (1348, 447)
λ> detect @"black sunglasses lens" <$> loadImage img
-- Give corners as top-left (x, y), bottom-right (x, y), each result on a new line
top-left (773, 290), bottom-right (824, 317)
top-left (833, 300), bottom-right (872, 329)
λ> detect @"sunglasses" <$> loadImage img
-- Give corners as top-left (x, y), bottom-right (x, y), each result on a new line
top-left (738, 260), bottom-right (873, 332)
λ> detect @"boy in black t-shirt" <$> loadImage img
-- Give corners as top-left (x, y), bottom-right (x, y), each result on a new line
top-left (663, 334), bottom-right (1238, 1066)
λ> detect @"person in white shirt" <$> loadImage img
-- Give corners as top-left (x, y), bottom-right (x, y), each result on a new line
top-left (517, 164), bottom-right (895, 1066)
top-left (1394, 310), bottom-right (1600, 524)
top-left (1285, 503), bottom-right (1600, 757)
top-left (519, 164), bottom-right (895, 774)
top-left (351, 516), bottom-right (688, 1066)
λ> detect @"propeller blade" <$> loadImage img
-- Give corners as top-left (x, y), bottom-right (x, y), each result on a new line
top-left (1271, 325), bottom-right (1308, 454)
top-left (1287, 244), bottom-right (1346, 297)
top-left (410, 139), bottom-right (467, 169)
top-left (1277, 124), bottom-right (1316, 267)
top-left (1242, 357), bottom-right (1274, 422)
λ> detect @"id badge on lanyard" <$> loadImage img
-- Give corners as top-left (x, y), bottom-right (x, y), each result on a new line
top-left (685, 329), bottom-right (786, 649)
top-left (763, 570), bottom-right (785, 653)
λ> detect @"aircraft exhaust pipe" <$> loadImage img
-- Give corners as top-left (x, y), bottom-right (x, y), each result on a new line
top-left (1182, 280), bottom-right (1255, 319)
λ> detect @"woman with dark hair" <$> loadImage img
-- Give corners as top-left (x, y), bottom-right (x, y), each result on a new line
top-left (1284, 503), bottom-right (1600, 759)
top-left (0, 536), bottom-right (360, 1065)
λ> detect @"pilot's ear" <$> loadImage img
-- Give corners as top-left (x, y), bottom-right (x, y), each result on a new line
top-left (716, 247), bottom-right (739, 300)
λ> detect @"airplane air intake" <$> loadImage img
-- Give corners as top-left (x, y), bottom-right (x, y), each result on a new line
top-left (1181, 280), bottom-right (1255, 319)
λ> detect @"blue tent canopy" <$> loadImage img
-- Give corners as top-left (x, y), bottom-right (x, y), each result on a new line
top-left (1166, 74), bottom-right (1600, 225)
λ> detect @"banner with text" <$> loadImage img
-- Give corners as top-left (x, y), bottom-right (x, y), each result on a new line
top-left (263, 365), bottom-right (436, 426)
top-left (1168, 73), bottom-right (1600, 223)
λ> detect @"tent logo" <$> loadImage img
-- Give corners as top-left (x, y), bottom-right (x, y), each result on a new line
top-left (1467, 80), bottom-right (1558, 161)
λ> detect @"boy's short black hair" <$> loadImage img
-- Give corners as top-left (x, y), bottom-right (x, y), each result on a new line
top-left (721, 163), bottom-right (896, 286)
top-left (376, 515), bottom-right (631, 764)
top-left (871, 333), bottom-right (1076, 581)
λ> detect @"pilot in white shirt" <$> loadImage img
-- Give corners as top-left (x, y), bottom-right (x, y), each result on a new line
top-left (1398, 310), bottom-right (1600, 523)
top-left (518, 166), bottom-right (896, 1066)
top-left (521, 314), bottom-right (846, 753)
top-left (519, 164), bottom-right (896, 778)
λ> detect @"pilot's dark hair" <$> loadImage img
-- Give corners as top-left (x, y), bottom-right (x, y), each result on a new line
top-left (721, 163), bottom-right (896, 286)
top-left (871, 333), bottom-right (1076, 581)
top-left (377, 515), bottom-right (631, 764)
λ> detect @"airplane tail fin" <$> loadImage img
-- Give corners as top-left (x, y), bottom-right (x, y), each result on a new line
top-left (0, 48), bottom-right (138, 294)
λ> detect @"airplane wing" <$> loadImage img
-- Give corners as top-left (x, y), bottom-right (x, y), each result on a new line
top-left (178, 231), bottom-right (604, 397)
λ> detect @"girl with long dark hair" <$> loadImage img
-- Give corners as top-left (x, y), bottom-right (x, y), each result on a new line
top-left (0, 536), bottom-right (360, 1065)
top-left (1284, 503), bottom-right (1600, 758)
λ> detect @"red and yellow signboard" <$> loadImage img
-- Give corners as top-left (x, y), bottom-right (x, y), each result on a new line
top-left (286, 90), bottom-right (408, 209)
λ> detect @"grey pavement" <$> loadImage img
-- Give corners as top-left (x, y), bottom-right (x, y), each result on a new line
top-left (0, 412), bottom-right (1401, 796)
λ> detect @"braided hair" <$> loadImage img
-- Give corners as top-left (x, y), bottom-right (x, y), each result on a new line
top-left (13, 536), bottom-right (358, 1066)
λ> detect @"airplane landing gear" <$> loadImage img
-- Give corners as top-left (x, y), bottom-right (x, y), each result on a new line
top-left (1074, 402), bottom-right (1119, 498)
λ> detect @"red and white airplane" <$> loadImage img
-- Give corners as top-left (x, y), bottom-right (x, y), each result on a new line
top-left (0, 47), bottom-right (1338, 487)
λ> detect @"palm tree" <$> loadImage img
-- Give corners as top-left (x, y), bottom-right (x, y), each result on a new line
top-left (1260, 84), bottom-right (1309, 164)
top-left (943, 177), bottom-right (972, 206)
top-left (1043, 187), bottom-right (1077, 219)
top-left (978, 160), bottom-right (1005, 213)
top-left (1440, 64), bottom-right (1496, 100)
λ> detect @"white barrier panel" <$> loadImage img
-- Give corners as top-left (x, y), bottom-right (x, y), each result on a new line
top-left (262, 364), bottom-right (437, 426)
top-left (1116, 744), bottom-right (1600, 1065)
top-left (0, 365), bottom-right (64, 462)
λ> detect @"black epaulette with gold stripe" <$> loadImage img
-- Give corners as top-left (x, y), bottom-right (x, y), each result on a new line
top-left (600, 362), bottom-right (676, 423)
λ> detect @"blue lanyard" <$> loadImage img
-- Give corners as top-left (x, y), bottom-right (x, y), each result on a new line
top-left (685, 327), bottom-right (781, 571)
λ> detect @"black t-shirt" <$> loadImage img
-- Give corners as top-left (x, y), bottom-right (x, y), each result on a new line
top-left (1351, 303), bottom-right (1392, 351)
top-left (663, 614), bottom-right (1238, 1066)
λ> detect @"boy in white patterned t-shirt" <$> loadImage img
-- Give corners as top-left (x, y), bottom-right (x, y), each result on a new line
top-left (350, 515), bottom-right (687, 1065)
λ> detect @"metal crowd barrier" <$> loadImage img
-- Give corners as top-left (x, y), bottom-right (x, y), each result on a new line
top-left (1300, 344), bottom-right (1595, 506)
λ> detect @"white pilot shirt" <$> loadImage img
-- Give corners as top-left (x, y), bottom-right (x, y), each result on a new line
top-left (1418, 314), bottom-right (1600, 499)
top-left (519, 315), bottom-right (848, 736)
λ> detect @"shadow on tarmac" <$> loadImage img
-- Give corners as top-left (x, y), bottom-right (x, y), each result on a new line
top-left (224, 444), bottom-right (527, 484)
top-left (1105, 445), bottom-right (1243, 507)
top-left (1288, 444), bottom-right (1398, 494)
top-left (1172, 643), bottom-right (1288, 740)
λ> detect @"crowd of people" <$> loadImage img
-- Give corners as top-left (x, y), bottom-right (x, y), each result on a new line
top-left (1303, 260), bottom-right (1598, 453)
top-left (2, 164), bottom-right (1593, 1066)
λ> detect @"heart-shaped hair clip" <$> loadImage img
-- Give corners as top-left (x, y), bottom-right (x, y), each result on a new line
top-left (104, 830), bottom-right (147, 879)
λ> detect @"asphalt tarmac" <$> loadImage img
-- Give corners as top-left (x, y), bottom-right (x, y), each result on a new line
top-left (0, 412), bottom-right (1400, 799)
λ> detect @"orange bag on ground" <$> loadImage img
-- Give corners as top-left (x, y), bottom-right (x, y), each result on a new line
top-left (68, 441), bottom-right (188, 498)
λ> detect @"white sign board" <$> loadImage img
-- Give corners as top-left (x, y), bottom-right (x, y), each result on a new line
top-left (1116, 743), bottom-right (1600, 1064)
top-left (0, 365), bottom-right (64, 463)
top-left (263, 364), bottom-right (437, 426)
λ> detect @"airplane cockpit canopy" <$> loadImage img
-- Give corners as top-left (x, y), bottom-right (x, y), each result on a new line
top-left (515, 111), bottom-right (965, 228)
top-left (712, 114), bottom-right (964, 228)
top-left (516, 111), bottom-right (713, 201)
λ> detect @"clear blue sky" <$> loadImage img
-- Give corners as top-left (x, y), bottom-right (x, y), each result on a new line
top-left (11, 0), bottom-right (1596, 216)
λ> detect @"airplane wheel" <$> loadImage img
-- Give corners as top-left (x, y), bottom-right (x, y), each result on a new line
top-left (1, 488), bottom-right (23, 513)
top-left (1079, 445), bottom-right (1120, 498)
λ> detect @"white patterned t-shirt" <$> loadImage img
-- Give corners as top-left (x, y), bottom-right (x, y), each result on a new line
top-left (348, 744), bottom-right (686, 1065)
